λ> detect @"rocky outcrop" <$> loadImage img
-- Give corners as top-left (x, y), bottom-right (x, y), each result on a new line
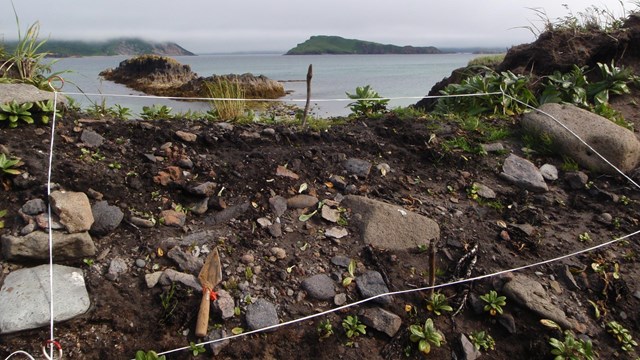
top-left (100, 55), bottom-right (285, 99)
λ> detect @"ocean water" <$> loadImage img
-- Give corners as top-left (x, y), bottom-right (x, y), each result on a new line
top-left (51, 53), bottom-right (479, 117)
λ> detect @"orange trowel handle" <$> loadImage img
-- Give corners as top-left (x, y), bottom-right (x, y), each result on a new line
top-left (195, 288), bottom-right (211, 337)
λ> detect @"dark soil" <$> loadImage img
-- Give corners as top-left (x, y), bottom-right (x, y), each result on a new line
top-left (3, 18), bottom-right (640, 360)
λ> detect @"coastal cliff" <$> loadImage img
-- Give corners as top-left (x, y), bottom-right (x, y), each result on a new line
top-left (286, 35), bottom-right (442, 55)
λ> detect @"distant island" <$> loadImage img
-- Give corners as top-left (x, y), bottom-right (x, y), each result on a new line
top-left (285, 35), bottom-right (442, 55)
top-left (2, 38), bottom-right (194, 57)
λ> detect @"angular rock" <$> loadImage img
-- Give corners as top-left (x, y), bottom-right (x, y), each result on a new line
top-left (245, 298), bottom-right (279, 331)
top-left (500, 154), bottom-right (548, 192)
top-left (205, 202), bottom-right (251, 225)
top-left (106, 257), bottom-right (128, 281)
top-left (325, 227), bottom-right (348, 239)
top-left (301, 274), bottom-right (336, 300)
top-left (286, 195), bottom-right (318, 209)
top-left (360, 307), bottom-right (402, 337)
top-left (189, 182), bottom-right (217, 197)
top-left (49, 191), bottom-right (94, 233)
top-left (321, 206), bottom-right (340, 222)
top-left (356, 270), bottom-right (391, 305)
top-left (268, 196), bottom-right (288, 216)
top-left (342, 195), bottom-right (439, 250)
top-left (268, 223), bottom-right (282, 237)
top-left (276, 165), bottom-right (299, 179)
top-left (189, 198), bottom-right (209, 215)
top-left (522, 103), bottom-right (640, 174)
top-left (207, 328), bottom-right (230, 356)
top-left (80, 130), bottom-right (104, 148)
top-left (343, 158), bottom-right (372, 177)
top-left (473, 182), bottom-right (496, 199)
top-left (213, 289), bottom-right (235, 320)
top-left (0, 264), bottom-right (89, 334)
top-left (540, 164), bottom-right (558, 181)
top-left (167, 246), bottom-right (203, 274)
top-left (21, 198), bottom-right (47, 215)
top-left (565, 171), bottom-right (588, 190)
top-left (1, 231), bottom-right (96, 261)
top-left (90, 201), bottom-right (124, 236)
top-left (0, 83), bottom-right (60, 106)
top-left (481, 142), bottom-right (504, 153)
top-left (145, 271), bottom-right (163, 288)
top-left (460, 334), bottom-right (481, 360)
top-left (502, 274), bottom-right (578, 331)
top-left (329, 174), bottom-right (348, 190)
top-left (160, 210), bottom-right (186, 227)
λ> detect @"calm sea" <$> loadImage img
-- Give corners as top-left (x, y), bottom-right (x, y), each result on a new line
top-left (51, 53), bottom-right (479, 118)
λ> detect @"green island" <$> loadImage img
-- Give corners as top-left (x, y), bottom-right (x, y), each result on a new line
top-left (2, 37), bottom-right (194, 57)
top-left (285, 35), bottom-right (442, 55)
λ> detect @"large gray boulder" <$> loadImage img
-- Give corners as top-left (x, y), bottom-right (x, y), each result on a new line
top-left (0, 264), bottom-right (90, 334)
top-left (522, 103), bottom-right (640, 174)
top-left (0, 83), bottom-right (60, 105)
top-left (341, 195), bottom-right (439, 250)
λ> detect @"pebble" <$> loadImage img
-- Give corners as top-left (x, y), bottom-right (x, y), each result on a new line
top-left (270, 247), bottom-right (287, 260)
top-left (325, 227), bottom-right (348, 239)
top-left (268, 196), bottom-right (288, 217)
top-left (321, 206), bottom-right (340, 223)
top-left (334, 293), bottom-right (347, 306)
top-left (241, 253), bottom-right (255, 264)
top-left (135, 259), bottom-right (146, 268)
top-left (331, 255), bottom-right (351, 268)
top-left (540, 164), bottom-right (559, 181)
top-left (301, 274), bottom-right (336, 300)
top-left (257, 217), bottom-right (273, 228)
top-left (286, 195), bottom-right (318, 209)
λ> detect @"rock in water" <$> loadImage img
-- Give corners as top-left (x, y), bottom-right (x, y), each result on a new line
top-left (0, 265), bottom-right (90, 334)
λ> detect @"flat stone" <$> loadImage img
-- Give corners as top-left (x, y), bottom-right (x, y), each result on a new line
top-left (360, 307), bottom-right (402, 337)
top-left (325, 227), bottom-right (348, 239)
top-left (1, 231), bottom-right (96, 261)
top-left (245, 298), bottom-right (279, 331)
top-left (160, 210), bottom-right (186, 227)
top-left (342, 195), bottom-right (439, 251)
top-left (286, 195), bottom-right (318, 209)
top-left (522, 103), bottom-right (640, 174)
top-left (481, 142), bottom-right (504, 153)
top-left (159, 269), bottom-right (202, 291)
top-left (356, 270), bottom-right (391, 305)
top-left (500, 154), bottom-right (548, 192)
top-left (473, 182), bottom-right (496, 199)
top-left (0, 264), bottom-right (89, 334)
top-left (276, 165), bottom-right (299, 180)
top-left (334, 293), bottom-right (347, 306)
top-left (503, 274), bottom-right (577, 330)
top-left (175, 130), bottom-right (197, 142)
top-left (331, 255), bottom-right (351, 268)
top-left (80, 130), bottom-right (104, 148)
top-left (204, 202), bottom-right (251, 225)
top-left (565, 171), bottom-right (589, 190)
top-left (189, 182), bottom-right (217, 197)
top-left (49, 191), bottom-right (94, 233)
top-left (129, 216), bottom-right (155, 228)
top-left (268, 223), bottom-right (282, 237)
top-left (343, 158), bottom-right (372, 177)
top-left (321, 206), bottom-right (340, 223)
top-left (145, 271), bottom-right (163, 288)
top-left (207, 328), bottom-right (230, 356)
top-left (329, 175), bottom-right (348, 190)
top-left (90, 201), bottom-right (124, 236)
top-left (301, 274), bottom-right (336, 300)
top-left (0, 83), bottom-right (61, 106)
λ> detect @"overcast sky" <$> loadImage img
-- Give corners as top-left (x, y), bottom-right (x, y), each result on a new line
top-left (0, 1), bottom-right (631, 53)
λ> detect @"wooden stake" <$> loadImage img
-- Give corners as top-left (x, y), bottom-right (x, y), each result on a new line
top-left (302, 64), bottom-right (312, 127)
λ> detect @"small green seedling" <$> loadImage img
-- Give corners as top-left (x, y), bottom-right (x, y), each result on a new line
top-left (342, 315), bottom-right (366, 339)
top-left (409, 318), bottom-right (445, 355)
top-left (0, 153), bottom-right (23, 175)
top-left (479, 290), bottom-right (506, 316)
top-left (317, 319), bottom-right (334, 339)
top-left (607, 321), bottom-right (637, 352)
top-left (188, 342), bottom-right (206, 356)
top-left (578, 232), bottom-right (591, 242)
top-left (469, 330), bottom-right (495, 352)
top-left (0, 209), bottom-right (7, 229)
top-left (342, 259), bottom-right (357, 287)
top-left (549, 330), bottom-right (596, 360)
top-left (135, 350), bottom-right (166, 360)
top-left (426, 292), bottom-right (453, 316)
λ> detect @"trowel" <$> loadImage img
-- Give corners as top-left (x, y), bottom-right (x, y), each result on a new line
top-left (195, 247), bottom-right (222, 337)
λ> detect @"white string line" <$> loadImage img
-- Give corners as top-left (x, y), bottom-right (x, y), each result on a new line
top-left (3, 351), bottom-right (36, 360)
top-left (45, 90), bottom-right (59, 360)
top-left (154, 228), bottom-right (640, 358)
top-left (58, 91), bottom-right (503, 103)
top-left (502, 92), bottom-right (640, 191)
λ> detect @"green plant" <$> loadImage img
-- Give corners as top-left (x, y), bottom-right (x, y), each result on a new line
top-left (578, 232), bottom-right (591, 242)
top-left (34, 99), bottom-right (59, 124)
top-left (409, 318), bottom-right (445, 355)
top-left (0, 209), bottom-right (7, 229)
top-left (607, 321), bottom-right (638, 352)
top-left (113, 104), bottom-right (132, 120)
top-left (469, 330), bottom-right (495, 352)
top-left (342, 315), bottom-right (366, 339)
top-left (619, 195), bottom-right (631, 205)
top-left (0, 153), bottom-right (23, 175)
top-left (479, 290), bottom-right (506, 316)
top-left (426, 292), bottom-right (453, 316)
top-left (134, 350), bottom-right (166, 360)
top-left (0, 100), bottom-right (34, 127)
top-left (549, 330), bottom-right (596, 360)
top-left (141, 104), bottom-right (173, 120)
top-left (206, 77), bottom-right (246, 121)
top-left (188, 342), bottom-right (206, 356)
top-left (82, 258), bottom-right (94, 267)
top-left (317, 319), bottom-right (334, 339)
top-left (342, 259), bottom-right (357, 287)
top-left (159, 282), bottom-right (178, 322)
top-left (468, 54), bottom-right (506, 67)
top-left (346, 85), bottom-right (389, 117)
